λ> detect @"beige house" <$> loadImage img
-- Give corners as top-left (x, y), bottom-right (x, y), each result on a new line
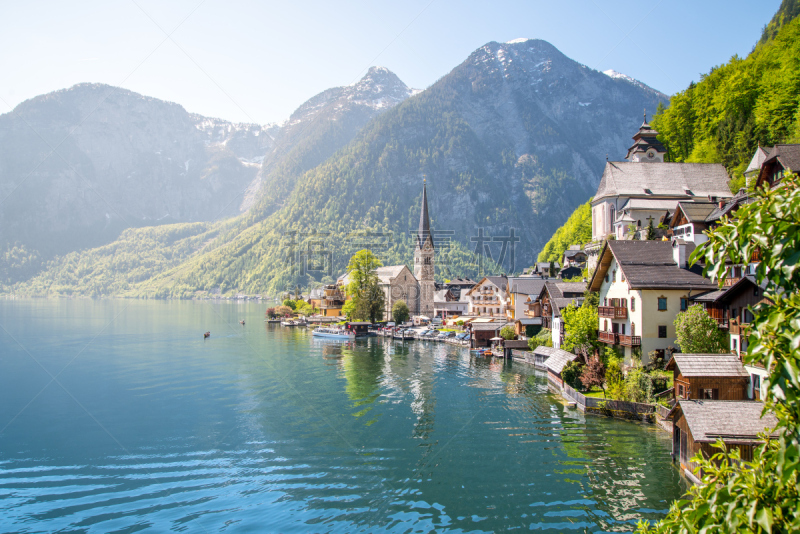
top-left (465, 276), bottom-right (508, 317)
top-left (589, 240), bottom-right (716, 366)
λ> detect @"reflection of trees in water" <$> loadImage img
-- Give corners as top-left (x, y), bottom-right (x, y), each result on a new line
top-left (341, 343), bottom-right (384, 425)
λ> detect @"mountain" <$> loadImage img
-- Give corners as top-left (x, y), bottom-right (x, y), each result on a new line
top-left (0, 68), bottom-right (416, 284)
top-left (758, 0), bottom-right (800, 46)
top-left (0, 83), bottom-right (275, 268)
top-left (11, 39), bottom-right (668, 297)
top-left (240, 66), bottom-right (417, 214)
top-left (537, 201), bottom-right (592, 264)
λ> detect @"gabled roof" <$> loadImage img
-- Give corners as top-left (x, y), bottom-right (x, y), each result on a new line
top-left (485, 276), bottom-right (508, 290)
top-left (508, 278), bottom-right (547, 296)
top-left (672, 400), bottom-right (779, 444)
top-left (551, 297), bottom-right (584, 317)
top-left (665, 353), bottom-right (749, 378)
top-left (374, 265), bottom-right (412, 284)
top-left (535, 346), bottom-right (579, 375)
top-left (766, 144), bottom-right (800, 173)
top-left (471, 322), bottom-right (505, 331)
top-left (671, 201), bottom-right (718, 226)
top-left (588, 240), bottom-right (715, 292)
top-left (744, 146), bottom-right (769, 176)
top-left (594, 162), bottom-right (732, 203)
top-left (563, 249), bottom-right (586, 259)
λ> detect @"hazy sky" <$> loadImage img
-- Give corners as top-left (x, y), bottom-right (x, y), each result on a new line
top-left (0, 0), bottom-right (781, 125)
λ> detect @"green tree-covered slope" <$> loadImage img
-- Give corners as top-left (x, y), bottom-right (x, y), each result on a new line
top-left (652, 12), bottom-right (800, 186)
top-left (537, 201), bottom-right (592, 263)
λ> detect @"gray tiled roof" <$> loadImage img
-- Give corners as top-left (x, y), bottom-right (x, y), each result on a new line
top-left (594, 162), bottom-right (732, 203)
top-left (471, 322), bottom-right (505, 331)
top-left (677, 400), bottom-right (779, 443)
top-left (509, 278), bottom-right (547, 296)
top-left (374, 265), bottom-right (410, 284)
top-left (767, 144), bottom-right (800, 172)
top-left (484, 276), bottom-right (508, 290)
top-left (535, 346), bottom-right (579, 375)
top-left (552, 297), bottom-right (584, 317)
top-left (666, 353), bottom-right (749, 378)
top-left (674, 201), bottom-right (718, 223)
top-left (606, 241), bottom-right (716, 290)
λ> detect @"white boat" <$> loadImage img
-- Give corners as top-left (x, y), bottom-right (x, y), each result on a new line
top-left (312, 327), bottom-right (356, 340)
top-left (281, 320), bottom-right (299, 326)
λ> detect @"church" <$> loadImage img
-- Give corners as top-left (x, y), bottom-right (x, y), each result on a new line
top-left (373, 181), bottom-right (436, 321)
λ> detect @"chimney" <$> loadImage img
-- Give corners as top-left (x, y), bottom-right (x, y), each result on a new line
top-left (673, 240), bottom-right (687, 268)
top-left (718, 200), bottom-right (725, 209)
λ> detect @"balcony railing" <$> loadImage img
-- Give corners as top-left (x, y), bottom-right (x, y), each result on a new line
top-left (598, 331), bottom-right (617, 344)
top-left (618, 334), bottom-right (641, 347)
top-left (598, 306), bottom-right (628, 319)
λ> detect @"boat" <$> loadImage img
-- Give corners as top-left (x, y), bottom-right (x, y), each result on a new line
top-left (281, 320), bottom-right (298, 326)
top-left (312, 327), bottom-right (356, 340)
top-left (203, 331), bottom-right (210, 339)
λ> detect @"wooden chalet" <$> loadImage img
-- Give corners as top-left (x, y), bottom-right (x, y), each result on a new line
top-left (535, 346), bottom-right (579, 387)
top-left (470, 321), bottom-right (505, 348)
top-left (665, 353), bottom-right (749, 401)
top-left (669, 400), bottom-right (778, 480)
top-left (755, 144), bottom-right (800, 189)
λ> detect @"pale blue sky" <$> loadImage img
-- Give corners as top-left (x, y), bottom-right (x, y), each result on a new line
top-left (0, 0), bottom-right (781, 125)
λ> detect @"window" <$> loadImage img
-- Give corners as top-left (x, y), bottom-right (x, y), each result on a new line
top-left (621, 271), bottom-right (626, 282)
top-left (680, 298), bottom-right (688, 311)
top-left (631, 297), bottom-right (636, 311)
top-left (621, 323), bottom-right (626, 335)
top-left (702, 389), bottom-right (719, 400)
top-left (631, 323), bottom-right (635, 336)
top-left (604, 319), bottom-right (608, 331)
top-left (658, 297), bottom-right (667, 311)
top-left (605, 274), bottom-right (609, 283)
top-left (733, 338), bottom-right (738, 351)
top-left (658, 325), bottom-right (667, 338)
top-left (612, 269), bottom-right (616, 282)
top-left (678, 384), bottom-right (684, 398)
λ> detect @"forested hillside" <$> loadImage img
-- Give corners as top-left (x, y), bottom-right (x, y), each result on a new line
top-left (536, 201), bottom-right (592, 263)
top-left (652, 10), bottom-right (800, 188)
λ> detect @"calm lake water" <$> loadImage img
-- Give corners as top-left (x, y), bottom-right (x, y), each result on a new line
top-left (0, 300), bottom-right (685, 533)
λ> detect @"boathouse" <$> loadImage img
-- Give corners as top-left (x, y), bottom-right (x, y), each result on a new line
top-left (665, 353), bottom-right (750, 401)
top-left (669, 400), bottom-right (778, 482)
top-left (535, 346), bottom-right (579, 387)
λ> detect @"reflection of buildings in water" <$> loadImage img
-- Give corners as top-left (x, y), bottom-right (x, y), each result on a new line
top-left (319, 341), bottom-right (349, 363)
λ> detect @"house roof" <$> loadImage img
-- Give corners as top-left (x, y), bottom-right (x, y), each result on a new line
top-left (515, 318), bottom-right (542, 325)
top-left (535, 346), bottom-right (579, 375)
top-left (766, 144), bottom-right (800, 173)
top-left (672, 201), bottom-right (719, 225)
top-left (563, 249), bottom-right (586, 259)
top-left (594, 162), bottom-right (732, 203)
top-left (485, 276), bottom-right (508, 290)
top-left (551, 297), bottom-right (584, 317)
top-left (673, 400), bottom-right (779, 444)
top-left (471, 322), bottom-right (505, 331)
top-left (509, 278), bottom-right (547, 296)
top-left (744, 146), bottom-right (769, 176)
top-left (665, 353), bottom-right (749, 378)
top-left (588, 240), bottom-right (715, 292)
top-left (620, 198), bottom-right (683, 211)
top-left (374, 265), bottom-right (412, 284)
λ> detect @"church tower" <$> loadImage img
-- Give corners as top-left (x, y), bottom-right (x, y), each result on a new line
top-left (625, 113), bottom-right (667, 162)
top-left (414, 180), bottom-right (435, 317)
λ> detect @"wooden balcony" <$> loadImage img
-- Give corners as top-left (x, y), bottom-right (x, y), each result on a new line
top-left (723, 277), bottom-right (742, 287)
top-left (598, 331), bottom-right (617, 344)
top-left (524, 309), bottom-right (541, 318)
top-left (617, 334), bottom-right (641, 347)
top-left (598, 306), bottom-right (627, 319)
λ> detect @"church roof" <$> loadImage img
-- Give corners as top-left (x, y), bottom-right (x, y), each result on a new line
top-left (374, 265), bottom-right (413, 284)
top-left (594, 162), bottom-right (732, 203)
top-left (744, 146), bottom-right (769, 176)
top-left (417, 181), bottom-right (434, 249)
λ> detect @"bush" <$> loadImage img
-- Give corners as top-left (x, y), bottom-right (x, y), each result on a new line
top-left (392, 300), bottom-right (410, 324)
top-left (500, 325), bottom-right (516, 340)
top-left (561, 360), bottom-right (584, 390)
top-left (527, 328), bottom-right (552, 351)
top-left (282, 299), bottom-right (297, 310)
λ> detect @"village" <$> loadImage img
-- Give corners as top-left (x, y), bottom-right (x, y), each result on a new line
top-left (267, 118), bottom-right (796, 486)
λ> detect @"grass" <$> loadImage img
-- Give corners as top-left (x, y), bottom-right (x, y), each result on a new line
top-left (583, 388), bottom-right (607, 399)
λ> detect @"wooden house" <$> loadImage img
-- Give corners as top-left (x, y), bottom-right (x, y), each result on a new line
top-left (669, 400), bottom-right (778, 481)
top-left (535, 346), bottom-right (579, 387)
top-left (755, 144), bottom-right (800, 189)
top-left (666, 353), bottom-right (750, 401)
top-left (470, 322), bottom-right (504, 347)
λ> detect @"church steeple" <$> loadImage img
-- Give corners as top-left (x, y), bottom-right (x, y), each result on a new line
top-left (625, 112), bottom-right (667, 162)
top-left (417, 179), bottom-right (433, 249)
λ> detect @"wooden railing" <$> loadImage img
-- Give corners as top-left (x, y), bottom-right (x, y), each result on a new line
top-left (598, 331), bottom-right (617, 344)
top-left (618, 334), bottom-right (641, 347)
top-left (598, 306), bottom-right (628, 319)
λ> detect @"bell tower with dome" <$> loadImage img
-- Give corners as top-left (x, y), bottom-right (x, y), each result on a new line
top-left (414, 180), bottom-right (435, 317)
top-left (625, 112), bottom-right (667, 162)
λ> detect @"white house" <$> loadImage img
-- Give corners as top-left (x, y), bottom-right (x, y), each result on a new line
top-left (589, 240), bottom-right (716, 366)
top-left (465, 276), bottom-right (508, 317)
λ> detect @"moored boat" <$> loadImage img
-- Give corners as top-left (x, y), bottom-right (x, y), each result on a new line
top-left (312, 327), bottom-right (356, 340)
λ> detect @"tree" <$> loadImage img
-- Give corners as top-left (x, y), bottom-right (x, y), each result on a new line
top-left (561, 361), bottom-right (583, 390)
top-left (392, 299), bottom-right (410, 324)
top-left (274, 305), bottom-right (294, 317)
top-left (500, 325), bottom-right (515, 340)
top-left (645, 218), bottom-right (656, 240)
top-left (527, 328), bottom-right (552, 351)
top-left (282, 299), bottom-right (296, 310)
top-left (638, 173), bottom-right (800, 532)
top-left (673, 304), bottom-right (729, 354)
top-left (345, 250), bottom-right (385, 323)
top-left (341, 299), bottom-right (356, 320)
top-left (580, 356), bottom-right (606, 395)
top-left (561, 303), bottom-right (599, 358)
top-left (549, 261), bottom-right (556, 277)
top-left (265, 307), bottom-right (277, 318)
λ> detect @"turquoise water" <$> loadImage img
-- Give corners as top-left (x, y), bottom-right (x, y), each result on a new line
top-left (0, 300), bottom-right (685, 533)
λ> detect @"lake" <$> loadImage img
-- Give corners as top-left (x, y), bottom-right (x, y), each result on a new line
top-left (0, 300), bottom-right (685, 533)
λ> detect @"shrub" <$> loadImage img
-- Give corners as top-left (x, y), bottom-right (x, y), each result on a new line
top-left (527, 328), bottom-right (552, 351)
top-left (500, 325), bottom-right (515, 340)
top-left (561, 360), bottom-right (584, 390)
